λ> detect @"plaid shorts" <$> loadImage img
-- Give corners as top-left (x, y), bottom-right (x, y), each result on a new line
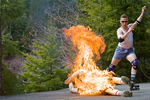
top-left (113, 46), bottom-right (135, 60)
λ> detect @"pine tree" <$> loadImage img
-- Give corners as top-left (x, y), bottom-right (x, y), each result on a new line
top-left (22, 26), bottom-right (68, 93)
top-left (1, 0), bottom-right (27, 95)
top-left (3, 65), bottom-right (25, 95)
top-left (2, 34), bottom-right (25, 95)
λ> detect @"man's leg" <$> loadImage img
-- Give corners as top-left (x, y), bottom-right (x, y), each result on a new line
top-left (105, 88), bottom-right (132, 97)
top-left (112, 77), bottom-right (125, 84)
top-left (126, 53), bottom-right (139, 86)
top-left (112, 76), bottom-right (133, 88)
top-left (107, 58), bottom-right (120, 71)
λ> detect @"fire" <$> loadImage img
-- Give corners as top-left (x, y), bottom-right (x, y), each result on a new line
top-left (63, 25), bottom-right (115, 95)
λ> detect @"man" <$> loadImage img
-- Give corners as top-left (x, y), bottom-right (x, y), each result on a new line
top-left (106, 6), bottom-right (146, 87)
top-left (65, 69), bottom-right (133, 97)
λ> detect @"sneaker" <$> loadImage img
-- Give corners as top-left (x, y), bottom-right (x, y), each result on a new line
top-left (122, 90), bottom-right (132, 97)
top-left (121, 76), bottom-right (134, 88)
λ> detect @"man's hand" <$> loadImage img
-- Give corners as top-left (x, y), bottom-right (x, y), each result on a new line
top-left (142, 6), bottom-right (146, 14)
top-left (128, 25), bottom-right (134, 33)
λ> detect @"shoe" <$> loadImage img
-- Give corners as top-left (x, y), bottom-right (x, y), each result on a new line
top-left (122, 90), bottom-right (132, 97)
top-left (121, 76), bottom-right (134, 88)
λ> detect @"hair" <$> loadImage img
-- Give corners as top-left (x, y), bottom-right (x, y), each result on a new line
top-left (120, 14), bottom-right (128, 20)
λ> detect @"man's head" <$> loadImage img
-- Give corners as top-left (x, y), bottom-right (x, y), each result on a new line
top-left (120, 14), bottom-right (128, 27)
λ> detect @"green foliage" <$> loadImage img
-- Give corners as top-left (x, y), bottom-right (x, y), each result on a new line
top-left (1, 0), bottom-right (26, 30)
top-left (2, 33), bottom-right (21, 57)
top-left (77, 0), bottom-right (116, 32)
top-left (1, 0), bottom-right (25, 23)
top-left (1, 0), bottom-right (28, 54)
top-left (10, 17), bottom-right (36, 53)
top-left (1, 0), bottom-right (29, 96)
top-left (22, 27), bottom-right (68, 93)
top-left (2, 31), bottom-right (24, 96)
top-left (3, 65), bottom-right (25, 95)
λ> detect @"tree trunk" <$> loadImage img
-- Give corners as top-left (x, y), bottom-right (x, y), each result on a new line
top-left (0, 0), bottom-right (4, 95)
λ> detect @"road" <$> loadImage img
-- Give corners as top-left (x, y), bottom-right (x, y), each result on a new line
top-left (0, 83), bottom-right (150, 100)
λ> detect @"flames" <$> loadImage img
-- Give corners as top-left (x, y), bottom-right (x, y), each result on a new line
top-left (63, 25), bottom-right (115, 95)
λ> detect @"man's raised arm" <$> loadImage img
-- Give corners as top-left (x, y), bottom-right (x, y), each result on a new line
top-left (129, 6), bottom-right (146, 27)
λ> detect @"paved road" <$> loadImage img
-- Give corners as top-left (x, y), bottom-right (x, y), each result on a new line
top-left (0, 83), bottom-right (150, 100)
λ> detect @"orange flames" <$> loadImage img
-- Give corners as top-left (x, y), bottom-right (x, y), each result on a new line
top-left (63, 25), bottom-right (115, 95)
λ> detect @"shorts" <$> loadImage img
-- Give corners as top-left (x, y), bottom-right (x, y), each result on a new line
top-left (113, 46), bottom-right (135, 60)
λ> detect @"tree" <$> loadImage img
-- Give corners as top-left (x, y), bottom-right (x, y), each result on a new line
top-left (0, 0), bottom-right (2, 95)
top-left (10, 17), bottom-right (36, 53)
top-left (22, 26), bottom-right (68, 93)
top-left (0, 0), bottom-right (26, 95)
top-left (3, 65), bottom-right (25, 95)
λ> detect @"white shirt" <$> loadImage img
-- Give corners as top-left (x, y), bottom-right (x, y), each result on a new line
top-left (118, 26), bottom-right (133, 49)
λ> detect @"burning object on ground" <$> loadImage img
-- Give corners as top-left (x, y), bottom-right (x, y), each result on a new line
top-left (63, 25), bottom-right (132, 96)
top-left (65, 69), bottom-right (133, 97)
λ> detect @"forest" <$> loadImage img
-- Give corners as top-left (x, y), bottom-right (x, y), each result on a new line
top-left (0, 0), bottom-right (150, 95)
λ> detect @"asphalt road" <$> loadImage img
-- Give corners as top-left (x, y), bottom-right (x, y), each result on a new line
top-left (0, 83), bottom-right (150, 100)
